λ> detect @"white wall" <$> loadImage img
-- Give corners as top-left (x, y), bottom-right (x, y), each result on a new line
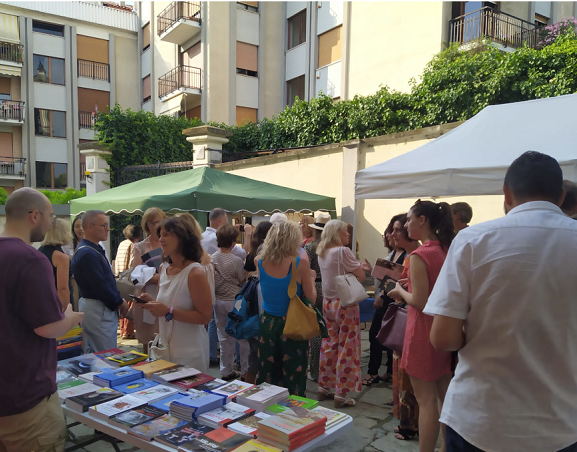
top-left (317, 1), bottom-right (344, 35)
top-left (77, 77), bottom-right (110, 92)
top-left (32, 33), bottom-right (66, 58)
top-left (142, 100), bottom-right (152, 112)
top-left (35, 136), bottom-right (68, 163)
top-left (76, 25), bottom-right (110, 40)
top-left (140, 0), bottom-right (151, 26)
top-left (236, 74), bottom-right (259, 108)
top-left (33, 84), bottom-right (67, 111)
top-left (141, 47), bottom-right (151, 77)
top-left (79, 129), bottom-right (96, 140)
top-left (287, 1), bottom-right (307, 18)
top-left (315, 60), bottom-right (341, 98)
top-left (237, 8), bottom-right (259, 45)
top-left (285, 42), bottom-right (307, 81)
top-left (535, 1), bottom-right (552, 17)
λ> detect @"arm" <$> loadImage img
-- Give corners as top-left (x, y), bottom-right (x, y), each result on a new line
top-left (131, 243), bottom-right (143, 269)
top-left (34, 304), bottom-right (84, 339)
top-left (430, 315), bottom-right (465, 351)
top-left (299, 259), bottom-right (317, 301)
top-left (343, 247), bottom-right (366, 283)
top-left (242, 224), bottom-right (253, 254)
top-left (388, 254), bottom-right (429, 311)
top-left (53, 251), bottom-right (70, 310)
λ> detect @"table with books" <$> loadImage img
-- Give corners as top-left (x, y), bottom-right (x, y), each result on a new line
top-left (58, 350), bottom-right (353, 452)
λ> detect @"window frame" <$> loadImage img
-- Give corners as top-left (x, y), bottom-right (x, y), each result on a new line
top-left (142, 22), bottom-right (151, 52)
top-left (32, 54), bottom-right (65, 86)
top-left (36, 161), bottom-right (67, 189)
top-left (286, 75), bottom-right (305, 107)
top-left (142, 75), bottom-right (152, 103)
top-left (236, 68), bottom-right (258, 77)
top-left (287, 10), bottom-right (306, 51)
top-left (34, 108), bottom-right (67, 139)
top-left (32, 20), bottom-right (64, 38)
top-left (237, 2), bottom-right (258, 13)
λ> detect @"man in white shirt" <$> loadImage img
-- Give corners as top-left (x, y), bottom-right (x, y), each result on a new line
top-left (201, 208), bottom-right (247, 260)
top-left (424, 151), bottom-right (577, 452)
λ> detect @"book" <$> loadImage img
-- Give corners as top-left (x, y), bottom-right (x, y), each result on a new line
top-left (129, 414), bottom-right (189, 441)
top-left (196, 378), bottom-right (227, 393)
top-left (58, 380), bottom-right (99, 402)
top-left (257, 411), bottom-right (326, 441)
top-left (309, 406), bottom-right (349, 429)
top-left (89, 394), bottom-right (147, 420)
top-left (94, 348), bottom-right (125, 359)
top-left (150, 366), bottom-right (202, 383)
top-left (170, 390), bottom-right (226, 422)
top-left (209, 380), bottom-right (254, 400)
top-left (198, 403), bottom-right (256, 429)
top-left (59, 354), bottom-right (113, 375)
top-left (179, 427), bottom-right (250, 452)
top-left (114, 378), bottom-right (158, 394)
top-left (104, 351), bottom-right (148, 367)
top-left (141, 247), bottom-right (163, 271)
top-left (265, 396), bottom-right (318, 414)
top-left (108, 405), bottom-right (167, 429)
top-left (235, 383), bottom-right (289, 411)
top-left (93, 367), bottom-right (144, 388)
top-left (57, 341), bottom-right (83, 350)
top-left (228, 412), bottom-right (271, 437)
top-left (257, 428), bottom-right (324, 451)
top-left (133, 359), bottom-right (178, 378)
top-left (65, 387), bottom-right (123, 413)
top-left (56, 367), bottom-right (77, 384)
top-left (155, 420), bottom-right (214, 448)
top-left (371, 258), bottom-right (405, 292)
top-left (79, 371), bottom-right (103, 383)
top-left (131, 385), bottom-right (180, 403)
top-left (56, 335), bottom-right (83, 346)
top-left (56, 326), bottom-right (82, 340)
top-left (168, 373), bottom-right (216, 391)
top-left (150, 392), bottom-right (190, 412)
top-left (231, 439), bottom-right (283, 452)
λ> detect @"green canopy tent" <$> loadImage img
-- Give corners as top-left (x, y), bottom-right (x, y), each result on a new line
top-left (71, 166), bottom-right (336, 219)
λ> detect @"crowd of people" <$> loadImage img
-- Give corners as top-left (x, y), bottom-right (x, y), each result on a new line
top-left (2, 150), bottom-right (577, 452)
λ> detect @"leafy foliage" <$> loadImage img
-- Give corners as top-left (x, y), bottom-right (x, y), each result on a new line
top-left (0, 188), bottom-right (85, 206)
top-left (0, 187), bottom-right (8, 206)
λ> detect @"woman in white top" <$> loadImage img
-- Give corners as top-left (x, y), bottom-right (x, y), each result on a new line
top-left (138, 217), bottom-right (212, 373)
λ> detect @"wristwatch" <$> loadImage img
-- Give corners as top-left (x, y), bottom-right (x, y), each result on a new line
top-left (165, 307), bottom-right (174, 322)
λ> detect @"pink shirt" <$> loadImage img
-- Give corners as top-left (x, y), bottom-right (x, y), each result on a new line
top-left (318, 246), bottom-right (361, 299)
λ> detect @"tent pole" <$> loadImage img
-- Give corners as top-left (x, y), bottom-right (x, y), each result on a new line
top-left (352, 198), bottom-right (358, 256)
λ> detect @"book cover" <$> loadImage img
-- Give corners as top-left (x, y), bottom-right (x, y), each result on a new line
top-left (228, 412), bottom-right (271, 437)
top-left (114, 378), bottom-right (158, 394)
top-left (89, 395), bottom-right (146, 419)
top-left (232, 439), bottom-right (283, 452)
top-left (129, 414), bottom-right (189, 441)
top-left (65, 388), bottom-right (123, 412)
top-left (56, 367), bottom-right (77, 384)
top-left (94, 348), bottom-right (125, 359)
top-left (105, 351), bottom-right (148, 367)
top-left (151, 366), bottom-right (201, 382)
top-left (257, 412), bottom-right (326, 439)
top-left (108, 405), bottom-right (166, 428)
top-left (134, 359), bottom-right (178, 377)
top-left (156, 420), bottom-right (213, 447)
top-left (265, 396), bottom-right (318, 414)
top-left (79, 372), bottom-right (103, 383)
top-left (210, 380), bottom-right (254, 398)
top-left (371, 258), bottom-right (404, 292)
top-left (257, 427), bottom-right (324, 451)
top-left (150, 393), bottom-right (189, 412)
top-left (59, 358), bottom-right (97, 376)
top-left (236, 383), bottom-right (288, 403)
top-left (131, 385), bottom-right (179, 403)
top-left (196, 378), bottom-right (227, 392)
top-left (181, 427), bottom-right (250, 452)
top-left (309, 407), bottom-right (348, 428)
top-left (170, 373), bottom-right (215, 390)
top-left (58, 380), bottom-right (99, 401)
top-left (94, 368), bottom-right (144, 387)
top-left (199, 403), bottom-right (255, 427)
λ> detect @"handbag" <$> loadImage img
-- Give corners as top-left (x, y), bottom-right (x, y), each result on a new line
top-left (376, 303), bottom-right (407, 353)
top-left (225, 276), bottom-right (261, 340)
top-left (283, 258), bottom-right (321, 341)
top-left (335, 247), bottom-right (367, 308)
top-left (116, 268), bottom-right (136, 301)
top-left (149, 333), bottom-right (171, 361)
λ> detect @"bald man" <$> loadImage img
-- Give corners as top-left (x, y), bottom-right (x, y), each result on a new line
top-left (0, 188), bottom-right (83, 452)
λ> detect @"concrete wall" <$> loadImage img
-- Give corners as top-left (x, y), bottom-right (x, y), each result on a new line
top-left (115, 35), bottom-right (140, 111)
top-left (237, 8), bottom-right (260, 45)
top-left (317, 1), bottom-right (344, 35)
top-left (259, 1), bottom-right (284, 120)
top-left (315, 59), bottom-right (341, 98)
top-left (500, 2), bottom-right (532, 22)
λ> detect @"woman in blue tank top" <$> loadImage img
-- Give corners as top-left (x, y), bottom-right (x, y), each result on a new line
top-left (256, 221), bottom-right (317, 396)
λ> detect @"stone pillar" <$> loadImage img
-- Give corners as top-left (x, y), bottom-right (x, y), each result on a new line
top-left (182, 125), bottom-right (233, 168)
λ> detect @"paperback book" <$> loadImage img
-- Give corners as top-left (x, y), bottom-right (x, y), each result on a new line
top-left (170, 390), bottom-right (226, 421)
top-left (93, 367), bottom-right (144, 388)
top-left (155, 420), bottom-right (214, 448)
top-left (94, 348), bottom-right (124, 359)
top-left (56, 367), bottom-right (77, 384)
top-left (309, 406), bottom-right (349, 429)
top-left (89, 394), bottom-right (146, 420)
top-left (150, 392), bottom-right (190, 412)
top-left (108, 405), bottom-right (166, 429)
top-left (265, 396), bottom-right (318, 414)
top-left (179, 427), bottom-right (250, 452)
top-left (197, 402), bottom-right (256, 429)
top-left (150, 366), bottom-right (201, 383)
top-left (65, 387), bottom-right (123, 413)
top-left (79, 371), bottom-right (103, 383)
top-left (128, 414), bottom-right (189, 441)
top-left (113, 378), bottom-right (158, 394)
top-left (257, 411), bottom-right (326, 441)
top-left (133, 359), bottom-right (178, 378)
top-left (131, 385), bottom-right (180, 403)
top-left (58, 380), bottom-right (99, 402)
top-left (235, 383), bottom-right (288, 411)
top-left (168, 373), bottom-right (216, 391)
top-left (227, 412), bottom-right (271, 437)
top-left (371, 258), bottom-right (405, 292)
top-left (104, 351), bottom-right (148, 367)
top-left (196, 378), bottom-right (227, 393)
top-left (232, 439), bottom-right (283, 452)
top-left (209, 380), bottom-right (254, 401)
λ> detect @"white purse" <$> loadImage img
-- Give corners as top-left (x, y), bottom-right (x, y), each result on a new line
top-left (335, 247), bottom-right (367, 308)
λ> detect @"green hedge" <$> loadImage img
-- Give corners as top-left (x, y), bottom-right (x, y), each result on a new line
top-left (0, 187), bottom-right (85, 206)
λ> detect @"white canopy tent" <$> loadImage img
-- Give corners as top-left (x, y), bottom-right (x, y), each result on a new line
top-left (355, 93), bottom-right (577, 200)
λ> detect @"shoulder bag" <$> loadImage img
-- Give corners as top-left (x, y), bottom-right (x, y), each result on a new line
top-left (283, 258), bottom-right (321, 341)
top-left (149, 265), bottom-right (174, 361)
top-left (335, 247), bottom-right (367, 308)
top-left (376, 303), bottom-right (407, 353)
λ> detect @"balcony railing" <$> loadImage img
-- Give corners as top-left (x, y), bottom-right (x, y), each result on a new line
top-left (158, 1), bottom-right (201, 36)
top-left (0, 157), bottom-right (26, 177)
top-left (0, 41), bottom-right (24, 64)
top-left (0, 100), bottom-right (25, 122)
top-left (449, 7), bottom-right (540, 49)
top-left (78, 59), bottom-right (110, 82)
top-left (79, 111), bottom-right (97, 129)
top-left (158, 65), bottom-right (201, 98)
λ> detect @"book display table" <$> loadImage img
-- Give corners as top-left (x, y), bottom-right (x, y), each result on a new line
top-left (63, 405), bottom-right (353, 452)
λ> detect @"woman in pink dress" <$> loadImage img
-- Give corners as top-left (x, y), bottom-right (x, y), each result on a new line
top-left (388, 200), bottom-right (455, 452)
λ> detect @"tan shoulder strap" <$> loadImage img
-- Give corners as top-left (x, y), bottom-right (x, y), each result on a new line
top-left (287, 257), bottom-right (298, 299)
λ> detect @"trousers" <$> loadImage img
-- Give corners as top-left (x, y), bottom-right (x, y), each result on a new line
top-left (214, 298), bottom-right (250, 376)
top-left (79, 297), bottom-right (119, 353)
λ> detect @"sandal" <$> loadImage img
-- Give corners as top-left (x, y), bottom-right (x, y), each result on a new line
top-left (394, 426), bottom-right (418, 441)
top-left (380, 373), bottom-right (393, 383)
top-left (384, 398), bottom-right (394, 406)
top-left (334, 396), bottom-right (357, 408)
top-left (362, 375), bottom-right (381, 386)
top-left (317, 387), bottom-right (335, 401)
top-left (222, 371), bottom-right (240, 382)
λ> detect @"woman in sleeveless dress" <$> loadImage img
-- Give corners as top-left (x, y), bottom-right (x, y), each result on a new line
top-left (138, 217), bottom-right (213, 373)
top-left (388, 200), bottom-right (455, 452)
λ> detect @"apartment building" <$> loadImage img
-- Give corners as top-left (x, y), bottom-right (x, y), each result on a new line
top-left (0, 1), bottom-right (140, 193)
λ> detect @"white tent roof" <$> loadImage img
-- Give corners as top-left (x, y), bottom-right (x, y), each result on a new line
top-left (355, 94), bottom-right (577, 199)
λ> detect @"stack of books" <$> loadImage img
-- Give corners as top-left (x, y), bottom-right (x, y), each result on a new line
top-left (65, 387), bottom-right (124, 413)
top-left (131, 385), bottom-right (180, 404)
top-left (79, 371), bottom-right (103, 383)
top-left (128, 413), bottom-right (189, 441)
top-left (168, 373), bottom-right (216, 392)
top-left (104, 351), bottom-right (148, 367)
top-left (235, 383), bottom-right (289, 412)
top-left (195, 378), bottom-right (227, 393)
top-left (113, 378), bottom-right (158, 394)
top-left (232, 439), bottom-right (283, 452)
top-left (108, 405), bottom-right (166, 429)
top-left (170, 390), bottom-right (226, 422)
top-left (310, 406), bottom-right (349, 429)
top-left (56, 326), bottom-right (83, 352)
top-left (257, 411), bottom-right (327, 452)
top-left (178, 427), bottom-right (250, 452)
top-left (94, 348), bottom-right (124, 359)
top-left (89, 394), bottom-right (147, 420)
top-left (93, 368), bottom-right (143, 388)
top-left (265, 395), bottom-right (318, 414)
top-left (133, 359), bottom-right (178, 378)
top-left (150, 393), bottom-right (190, 413)
top-left (59, 354), bottom-right (112, 376)
top-left (227, 412), bottom-right (271, 437)
top-left (155, 420), bottom-right (213, 448)
top-left (58, 379), bottom-right (99, 402)
top-left (56, 367), bottom-right (77, 384)
top-left (208, 380), bottom-right (254, 402)
top-left (197, 402), bottom-right (256, 429)
top-left (150, 366), bottom-right (201, 385)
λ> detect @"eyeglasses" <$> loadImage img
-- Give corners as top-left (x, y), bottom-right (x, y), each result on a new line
top-left (91, 223), bottom-right (110, 229)
top-left (28, 210), bottom-right (56, 222)
top-left (147, 220), bottom-right (161, 227)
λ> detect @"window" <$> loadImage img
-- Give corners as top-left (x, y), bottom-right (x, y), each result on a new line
top-left (237, 1), bottom-right (258, 13)
top-left (143, 75), bottom-right (151, 103)
top-left (143, 23), bottom-right (150, 51)
top-left (33, 55), bottom-right (65, 85)
top-left (236, 42), bottom-right (258, 77)
top-left (34, 109), bottom-right (66, 138)
top-left (535, 13), bottom-right (548, 27)
top-left (287, 75), bottom-right (305, 107)
top-left (36, 162), bottom-right (67, 189)
top-left (288, 10), bottom-right (306, 50)
top-left (32, 20), bottom-right (64, 37)
top-left (318, 25), bottom-right (342, 68)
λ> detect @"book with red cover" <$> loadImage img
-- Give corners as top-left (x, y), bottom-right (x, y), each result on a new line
top-left (170, 373), bottom-right (216, 391)
top-left (180, 427), bottom-right (250, 451)
top-left (257, 411), bottom-right (326, 441)
top-left (95, 348), bottom-right (125, 359)
top-left (257, 427), bottom-right (325, 451)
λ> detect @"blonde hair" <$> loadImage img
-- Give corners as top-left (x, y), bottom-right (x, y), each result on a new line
top-left (141, 207), bottom-right (167, 235)
top-left (176, 213), bottom-right (204, 241)
top-left (301, 215), bottom-right (314, 238)
top-left (316, 219), bottom-right (347, 257)
top-left (260, 221), bottom-right (301, 264)
top-left (42, 218), bottom-right (73, 247)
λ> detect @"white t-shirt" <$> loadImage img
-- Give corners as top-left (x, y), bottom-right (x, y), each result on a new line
top-left (424, 201), bottom-right (577, 452)
top-left (318, 246), bottom-right (360, 299)
top-left (200, 227), bottom-right (247, 261)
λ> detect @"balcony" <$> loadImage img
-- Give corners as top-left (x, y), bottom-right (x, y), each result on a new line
top-left (0, 157), bottom-right (26, 180)
top-left (449, 7), bottom-right (540, 50)
top-left (79, 111), bottom-right (97, 129)
top-left (157, 1), bottom-right (201, 46)
top-left (0, 41), bottom-right (23, 65)
top-left (0, 100), bottom-right (25, 124)
top-left (158, 65), bottom-right (201, 101)
top-left (78, 59), bottom-right (110, 82)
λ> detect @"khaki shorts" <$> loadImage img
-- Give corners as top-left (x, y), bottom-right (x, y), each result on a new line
top-left (0, 391), bottom-right (66, 452)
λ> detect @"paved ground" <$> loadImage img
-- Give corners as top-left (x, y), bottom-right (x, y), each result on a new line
top-left (65, 328), bottom-right (423, 452)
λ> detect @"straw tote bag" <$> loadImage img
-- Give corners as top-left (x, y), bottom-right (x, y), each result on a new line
top-left (335, 247), bottom-right (367, 308)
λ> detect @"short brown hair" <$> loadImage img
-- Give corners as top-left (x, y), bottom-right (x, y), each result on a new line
top-left (157, 217), bottom-right (203, 264)
top-left (123, 224), bottom-right (143, 241)
top-left (141, 207), bottom-right (167, 235)
top-left (216, 223), bottom-right (239, 248)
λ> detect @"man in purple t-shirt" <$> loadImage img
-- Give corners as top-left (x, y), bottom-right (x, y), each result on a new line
top-left (0, 188), bottom-right (84, 452)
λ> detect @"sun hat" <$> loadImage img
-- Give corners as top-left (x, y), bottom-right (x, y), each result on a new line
top-left (309, 212), bottom-right (331, 230)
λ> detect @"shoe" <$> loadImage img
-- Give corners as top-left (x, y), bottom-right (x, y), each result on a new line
top-left (222, 371), bottom-right (240, 382)
top-left (234, 362), bottom-right (241, 372)
top-left (334, 396), bottom-right (357, 408)
top-left (362, 375), bottom-right (381, 386)
top-left (317, 387), bottom-right (335, 401)
top-left (209, 359), bottom-right (220, 368)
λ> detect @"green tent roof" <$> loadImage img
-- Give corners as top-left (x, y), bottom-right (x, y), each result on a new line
top-left (71, 166), bottom-right (336, 215)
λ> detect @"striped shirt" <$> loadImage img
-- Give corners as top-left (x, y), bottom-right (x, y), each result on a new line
top-left (212, 250), bottom-right (246, 301)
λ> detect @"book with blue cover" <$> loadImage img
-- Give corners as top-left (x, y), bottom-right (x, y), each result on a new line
top-left (94, 367), bottom-right (144, 388)
top-left (150, 392), bottom-right (189, 412)
top-left (170, 390), bottom-right (226, 421)
top-left (114, 378), bottom-right (158, 394)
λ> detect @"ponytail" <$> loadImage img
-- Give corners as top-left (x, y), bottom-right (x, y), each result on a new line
top-left (411, 200), bottom-right (455, 251)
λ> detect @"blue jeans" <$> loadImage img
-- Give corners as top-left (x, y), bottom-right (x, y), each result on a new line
top-left (79, 297), bottom-right (119, 353)
top-left (208, 310), bottom-right (218, 361)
